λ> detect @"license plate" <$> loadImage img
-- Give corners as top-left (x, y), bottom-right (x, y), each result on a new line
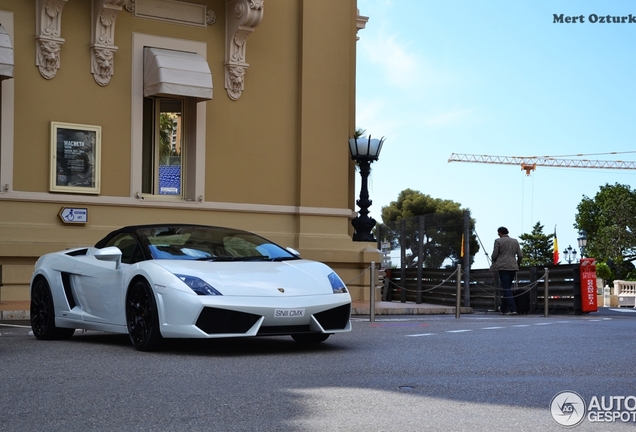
top-left (274, 308), bottom-right (305, 318)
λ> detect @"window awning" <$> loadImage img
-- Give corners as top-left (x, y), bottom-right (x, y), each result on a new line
top-left (144, 47), bottom-right (212, 101)
top-left (0, 25), bottom-right (14, 80)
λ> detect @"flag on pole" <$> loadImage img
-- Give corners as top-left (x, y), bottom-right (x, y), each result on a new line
top-left (553, 226), bottom-right (559, 265)
top-left (460, 233), bottom-right (464, 258)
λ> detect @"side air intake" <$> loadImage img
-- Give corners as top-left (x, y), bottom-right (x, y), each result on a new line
top-left (314, 304), bottom-right (351, 330)
top-left (195, 307), bottom-right (261, 334)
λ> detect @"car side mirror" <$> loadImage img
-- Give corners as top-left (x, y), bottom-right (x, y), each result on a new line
top-left (94, 246), bottom-right (123, 269)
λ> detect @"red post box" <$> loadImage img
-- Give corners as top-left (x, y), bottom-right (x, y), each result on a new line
top-left (580, 258), bottom-right (598, 313)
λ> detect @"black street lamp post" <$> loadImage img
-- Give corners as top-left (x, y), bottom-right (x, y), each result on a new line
top-left (349, 135), bottom-right (384, 242)
top-left (577, 230), bottom-right (588, 258)
top-left (563, 245), bottom-right (577, 264)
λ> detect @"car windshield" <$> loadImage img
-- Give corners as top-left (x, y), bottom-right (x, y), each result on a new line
top-left (137, 226), bottom-right (298, 261)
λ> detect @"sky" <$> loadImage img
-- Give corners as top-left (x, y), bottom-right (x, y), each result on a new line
top-left (354, 0), bottom-right (636, 269)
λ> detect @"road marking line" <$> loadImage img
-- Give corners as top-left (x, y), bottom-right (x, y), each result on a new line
top-left (404, 317), bottom-right (617, 338)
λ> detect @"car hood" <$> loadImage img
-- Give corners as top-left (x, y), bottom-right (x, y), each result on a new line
top-left (152, 259), bottom-right (337, 297)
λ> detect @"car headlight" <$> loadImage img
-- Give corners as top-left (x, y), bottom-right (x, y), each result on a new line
top-left (328, 272), bottom-right (347, 294)
top-left (175, 274), bottom-right (222, 296)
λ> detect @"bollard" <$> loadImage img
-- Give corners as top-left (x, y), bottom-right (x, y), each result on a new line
top-left (456, 264), bottom-right (461, 319)
top-left (370, 261), bottom-right (376, 322)
top-left (604, 284), bottom-right (610, 307)
top-left (544, 267), bottom-right (549, 317)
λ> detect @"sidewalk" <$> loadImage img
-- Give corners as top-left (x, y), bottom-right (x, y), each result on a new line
top-left (352, 300), bottom-right (473, 315)
top-left (0, 300), bottom-right (473, 321)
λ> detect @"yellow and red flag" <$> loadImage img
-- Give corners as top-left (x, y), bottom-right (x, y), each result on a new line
top-left (553, 226), bottom-right (559, 265)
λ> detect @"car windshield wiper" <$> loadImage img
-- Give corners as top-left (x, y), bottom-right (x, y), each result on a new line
top-left (196, 256), bottom-right (297, 262)
top-left (195, 256), bottom-right (241, 261)
top-left (271, 256), bottom-right (299, 261)
top-left (239, 256), bottom-right (270, 261)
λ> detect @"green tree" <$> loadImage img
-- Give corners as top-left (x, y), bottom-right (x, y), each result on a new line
top-left (575, 183), bottom-right (636, 280)
top-left (378, 189), bottom-right (479, 268)
top-left (159, 113), bottom-right (178, 165)
top-left (595, 262), bottom-right (613, 283)
top-left (519, 221), bottom-right (554, 266)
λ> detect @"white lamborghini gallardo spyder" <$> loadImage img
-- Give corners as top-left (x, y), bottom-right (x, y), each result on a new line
top-left (30, 224), bottom-right (352, 351)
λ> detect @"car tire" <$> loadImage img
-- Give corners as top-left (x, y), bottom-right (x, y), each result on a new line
top-left (30, 278), bottom-right (75, 340)
top-left (126, 279), bottom-right (163, 351)
top-left (291, 333), bottom-right (330, 344)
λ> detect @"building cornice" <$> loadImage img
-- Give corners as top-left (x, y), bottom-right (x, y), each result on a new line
top-left (0, 191), bottom-right (356, 218)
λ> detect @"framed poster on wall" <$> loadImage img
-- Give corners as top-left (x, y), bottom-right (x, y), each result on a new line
top-left (50, 122), bottom-right (101, 194)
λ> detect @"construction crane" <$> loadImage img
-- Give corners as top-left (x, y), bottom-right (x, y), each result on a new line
top-left (448, 152), bottom-right (636, 175)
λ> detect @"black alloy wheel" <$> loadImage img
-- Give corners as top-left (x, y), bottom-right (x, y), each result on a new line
top-left (126, 280), bottom-right (163, 351)
top-left (291, 333), bottom-right (330, 344)
top-left (30, 278), bottom-right (75, 340)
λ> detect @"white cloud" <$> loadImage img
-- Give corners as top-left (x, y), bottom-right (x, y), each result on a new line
top-left (362, 35), bottom-right (421, 89)
top-left (357, 18), bottom-right (456, 97)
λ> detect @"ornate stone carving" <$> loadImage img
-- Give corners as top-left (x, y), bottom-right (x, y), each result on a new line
top-left (124, 0), bottom-right (135, 13)
top-left (206, 10), bottom-right (216, 25)
top-left (225, 65), bottom-right (245, 101)
top-left (35, 0), bottom-right (68, 80)
top-left (92, 48), bottom-right (115, 86)
top-left (224, 0), bottom-right (264, 100)
top-left (91, 0), bottom-right (126, 86)
top-left (37, 40), bottom-right (61, 80)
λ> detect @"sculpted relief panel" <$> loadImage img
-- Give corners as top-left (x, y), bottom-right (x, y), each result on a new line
top-left (91, 0), bottom-right (129, 86)
top-left (225, 0), bottom-right (264, 100)
top-left (35, 0), bottom-right (67, 80)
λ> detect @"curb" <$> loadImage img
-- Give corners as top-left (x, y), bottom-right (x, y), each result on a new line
top-left (352, 306), bottom-right (473, 315)
top-left (0, 310), bottom-right (29, 320)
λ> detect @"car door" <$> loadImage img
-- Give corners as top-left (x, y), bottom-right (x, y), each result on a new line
top-left (71, 255), bottom-right (125, 325)
top-left (71, 233), bottom-right (141, 325)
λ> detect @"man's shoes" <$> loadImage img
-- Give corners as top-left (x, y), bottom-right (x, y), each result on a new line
top-left (505, 311), bottom-right (517, 315)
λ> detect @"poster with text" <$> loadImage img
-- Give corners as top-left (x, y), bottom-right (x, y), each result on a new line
top-left (50, 122), bottom-right (101, 194)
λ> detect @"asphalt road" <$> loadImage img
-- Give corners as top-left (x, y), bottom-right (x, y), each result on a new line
top-left (1, 308), bottom-right (635, 431)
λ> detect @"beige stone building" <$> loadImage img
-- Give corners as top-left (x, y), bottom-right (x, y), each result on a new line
top-left (0, 0), bottom-right (380, 313)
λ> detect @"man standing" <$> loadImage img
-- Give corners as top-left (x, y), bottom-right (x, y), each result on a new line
top-left (491, 226), bottom-right (523, 315)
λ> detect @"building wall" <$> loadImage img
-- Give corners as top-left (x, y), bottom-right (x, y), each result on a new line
top-left (0, 0), bottom-right (381, 302)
